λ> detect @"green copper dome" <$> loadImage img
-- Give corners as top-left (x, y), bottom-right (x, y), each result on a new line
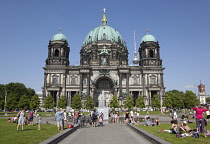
top-left (141, 33), bottom-right (156, 43)
top-left (51, 33), bottom-right (67, 42)
top-left (82, 11), bottom-right (126, 47)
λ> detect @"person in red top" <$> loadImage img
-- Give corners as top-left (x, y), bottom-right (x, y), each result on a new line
top-left (192, 105), bottom-right (208, 133)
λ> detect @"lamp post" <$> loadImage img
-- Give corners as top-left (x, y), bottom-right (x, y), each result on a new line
top-left (160, 91), bottom-right (162, 113)
top-left (4, 91), bottom-right (7, 112)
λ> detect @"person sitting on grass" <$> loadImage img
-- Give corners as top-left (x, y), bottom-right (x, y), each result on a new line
top-left (170, 120), bottom-right (181, 134)
top-left (144, 119), bottom-right (152, 126)
top-left (130, 116), bottom-right (138, 126)
top-left (180, 121), bottom-right (192, 132)
top-left (155, 118), bottom-right (160, 125)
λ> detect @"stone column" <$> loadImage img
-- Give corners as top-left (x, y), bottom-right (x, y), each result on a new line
top-left (87, 73), bottom-right (90, 95)
top-left (119, 73), bottom-right (122, 97)
top-left (80, 74), bottom-right (83, 96)
top-left (63, 74), bottom-right (66, 97)
top-left (126, 73), bottom-right (129, 94)
top-left (43, 73), bottom-right (47, 97)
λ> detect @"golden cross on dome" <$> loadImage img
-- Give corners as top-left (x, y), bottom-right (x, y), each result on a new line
top-left (103, 8), bottom-right (106, 13)
top-left (146, 29), bottom-right (149, 34)
top-left (59, 28), bottom-right (62, 33)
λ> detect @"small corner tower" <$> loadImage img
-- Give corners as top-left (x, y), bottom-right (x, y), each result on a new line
top-left (198, 81), bottom-right (206, 104)
top-left (139, 29), bottom-right (162, 66)
top-left (45, 28), bottom-right (70, 66)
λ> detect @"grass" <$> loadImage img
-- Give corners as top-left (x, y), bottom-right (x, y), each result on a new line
top-left (138, 122), bottom-right (210, 144)
top-left (0, 112), bottom-right (55, 117)
top-left (0, 119), bottom-right (61, 144)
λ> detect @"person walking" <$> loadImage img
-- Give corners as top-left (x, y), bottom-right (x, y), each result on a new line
top-left (16, 109), bottom-right (26, 131)
top-left (192, 105), bottom-right (208, 133)
top-left (55, 109), bottom-right (64, 130)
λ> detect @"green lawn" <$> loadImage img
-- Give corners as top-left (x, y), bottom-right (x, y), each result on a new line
top-left (0, 112), bottom-right (55, 117)
top-left (0, 119), bottom-right (61, 144)
top-left (138, 123), bottom-right (210, 144)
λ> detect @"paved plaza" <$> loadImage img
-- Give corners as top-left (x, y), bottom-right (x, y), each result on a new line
top-left (58, 124), bottom-right (152, 144)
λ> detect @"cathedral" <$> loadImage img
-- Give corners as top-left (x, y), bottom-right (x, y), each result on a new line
top-left (42, 9), bottom-right (165, 109)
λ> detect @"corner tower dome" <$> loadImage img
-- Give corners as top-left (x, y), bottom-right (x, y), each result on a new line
top-left (141, 29), bottom-right (157, 43)
top-left (82, 9), bottom-right (126, 47)
top-left (51, 28), bottom-right (67, 42)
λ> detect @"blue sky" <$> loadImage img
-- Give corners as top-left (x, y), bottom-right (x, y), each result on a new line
top-left (0, 0), bottom-right (209, 97)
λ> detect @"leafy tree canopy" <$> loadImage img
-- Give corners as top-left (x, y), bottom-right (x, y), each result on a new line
top-left (162, 93), bottom-right (172, 108)
top-left (124, 95), bottom-right (134, 110)
top-left (71, 94), bottom-right (82, 110)
top-left (43, 95), bottom-right (53, 109)
top-left (135, 95), bottom-right (145, 108)
top-left (30, 95), bottom-right (40, 109)
top-left (151, 94), bottom-right (160, 108)
top-left (109, 95), bottom-right (120, 109)
top-left (184, 90), bottom-right (199, 108)
top-left (84, 95), bottom-right (94, 110)
top-left (165, 90), bottom-right (184, 108)
top-left (57, 96), bottom-right (67, 109)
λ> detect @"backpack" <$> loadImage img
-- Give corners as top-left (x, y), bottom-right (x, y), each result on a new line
top-left (192, 131), bottom-right (200, 138)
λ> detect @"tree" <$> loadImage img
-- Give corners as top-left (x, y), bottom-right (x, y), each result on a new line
top-left (109, 95), bottom-right (120, 109)
top-left (0, 82), bottom-right (37, 110)
top-left (162, 93), bottom-right (172, 108)
top-left (6, 92), bottom-right (19, 110)
top-left (18, 94), bottom-right (30, 109)
top-left (135, 95), bottom-right (145, 109)
top-left (124, 95), bottom-right (134, 110)
top-left (57, 96), bottom-right (67, 109)
top-left (43, 95), bottom-right (53, 109)
top-left (184, 90), bottom-right (199, 108)
top-left (71, 94), bottom-right (82, 110)
top-left (84, 95), bottom-right (94, 110)
top-left (151, 94), bottom-right (160, 109)
top-left (30, 95), bottom-right (40, 109)
top-left (206, 97), bottom-right (210, 103)
top-left (165, 90), bottom-right (184, 108)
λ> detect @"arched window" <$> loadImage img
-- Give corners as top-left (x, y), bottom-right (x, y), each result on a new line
top-left (133, 76), bottom-right (138, 85)
top-left (55, 49), bottom-right (59, 57)
top-left (150, 76), bottom-right (156, 85)
top-left (71, 77), bottom-right (76, 85)
top-left (52, 77), bottom-right (57, 85)
top-left (149, 50), bottom-right (154, 57)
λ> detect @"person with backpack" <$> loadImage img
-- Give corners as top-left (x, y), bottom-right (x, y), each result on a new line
top-left (91, 110), bottom-right (97, 127)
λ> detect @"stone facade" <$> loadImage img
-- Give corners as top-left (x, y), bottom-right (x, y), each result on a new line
top-left (42, 12), bottom-right (165, 109)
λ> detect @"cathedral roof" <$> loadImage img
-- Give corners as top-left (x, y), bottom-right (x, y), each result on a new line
top-left (82, 9), bottom-right (126, 47)
top-left (141, 30), bottom-right (156, 43)
top-left (51, 29), bottom-right (67, 42)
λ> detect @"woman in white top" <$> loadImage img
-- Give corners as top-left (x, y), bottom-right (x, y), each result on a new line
top-left (17, 109), bottom-right (26, 131)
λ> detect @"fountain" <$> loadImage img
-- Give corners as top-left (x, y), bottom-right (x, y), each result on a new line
top-left (97, 90), bottom-right (109, 120)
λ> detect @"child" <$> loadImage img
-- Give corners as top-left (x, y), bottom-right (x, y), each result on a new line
top-left (36, 114), bottom-right (42, 130)
top-left (98, 116), bottom-right (103, 127)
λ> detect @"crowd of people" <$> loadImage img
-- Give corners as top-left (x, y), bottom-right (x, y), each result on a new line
top-left (162, 105), bottom-right (210, 138)
top-left (5, 104), bottom-right (210, 140)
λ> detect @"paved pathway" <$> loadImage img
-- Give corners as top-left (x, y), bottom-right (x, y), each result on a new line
top-left (58, 124), bottom-right (152, 144)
